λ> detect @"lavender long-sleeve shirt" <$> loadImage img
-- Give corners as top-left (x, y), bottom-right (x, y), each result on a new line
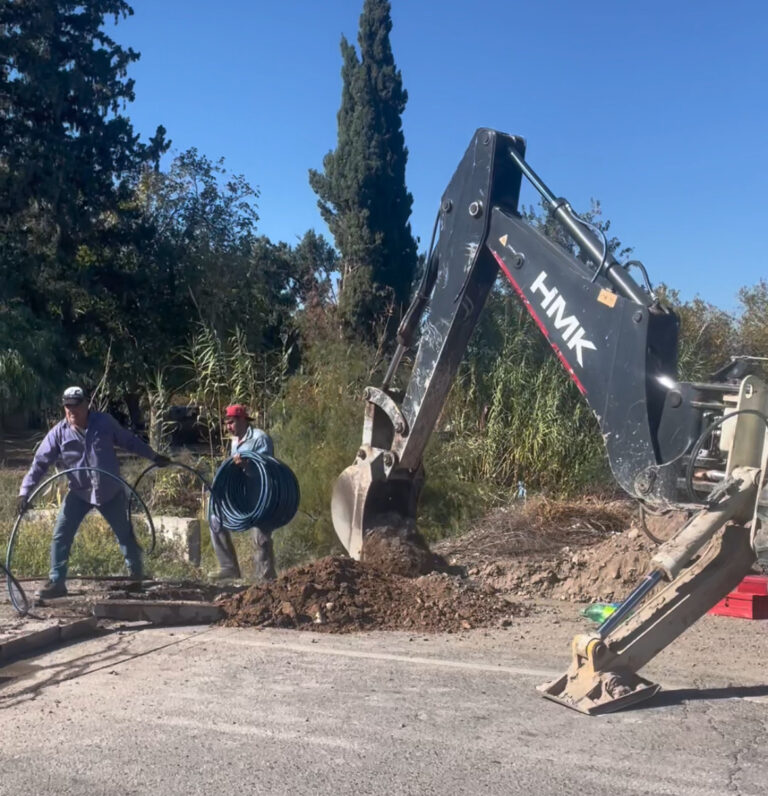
top-left (19, 411), bottom-right (157, 506)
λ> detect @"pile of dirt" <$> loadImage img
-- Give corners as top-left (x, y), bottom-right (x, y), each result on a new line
top-left (433, 495), bottom-right (636, 566)
top-left (220, 556), bottom-right (527, 633)
top-left (221, 497), bottom-right (655, 632)
top-left (360, 516), bottom-right (452, 577)
top-left (459, 528), bottom-right (655, 603)
top-left (434, 496), bottom-right (656, 603)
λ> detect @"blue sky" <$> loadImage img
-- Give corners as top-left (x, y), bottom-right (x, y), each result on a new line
top-left (117, 1), bottom-right (767, 310)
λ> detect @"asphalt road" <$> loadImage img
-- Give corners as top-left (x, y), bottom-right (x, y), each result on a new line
top-left (1, 605), bottom-right (767, 795)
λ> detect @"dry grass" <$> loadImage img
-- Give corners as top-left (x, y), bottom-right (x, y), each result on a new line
top-left (433, 494), bottom-right (636, 561)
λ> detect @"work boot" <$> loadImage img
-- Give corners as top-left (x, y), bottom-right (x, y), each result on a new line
top-left (124, 570), bottom-right (145, 593)
top-left (208, 568), bottom-right (241, 582)
top-left (35, 580), bottom-right (68, 599)
top-left (253, 558), bottom-right (277, 583)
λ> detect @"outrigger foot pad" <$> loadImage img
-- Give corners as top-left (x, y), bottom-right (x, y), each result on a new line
top-left (539, 669), bottom-right (660, 715)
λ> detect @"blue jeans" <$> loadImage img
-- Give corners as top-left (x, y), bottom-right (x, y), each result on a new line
top-left (50, 490), bottom-right (142, 583)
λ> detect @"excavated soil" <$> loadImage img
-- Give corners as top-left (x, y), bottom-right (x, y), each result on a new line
top-left (2, 498), bottom-right (703, 640)
top-left (217, 496), bottom-right (667, 631)
top-left (460, 528), bottom-right (656, 603)
top-left (360, 516), bottom-right (454, 577)
top-left (433, 496), bottom-right (659, 603)
top-left (220, 556), bottom-right (527, 633)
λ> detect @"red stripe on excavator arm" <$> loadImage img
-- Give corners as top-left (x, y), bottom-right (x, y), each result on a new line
top-left (490, 248), bottom-right (587, 396)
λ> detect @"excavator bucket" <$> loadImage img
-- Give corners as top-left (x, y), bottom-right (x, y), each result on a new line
top-left (331, 463), bottom-right (373, 560)
top-left (331, 451), bottom-right (424, 560)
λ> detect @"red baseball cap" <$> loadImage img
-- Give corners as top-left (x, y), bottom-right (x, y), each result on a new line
top-left (224, 404), bottom-right (253, 421)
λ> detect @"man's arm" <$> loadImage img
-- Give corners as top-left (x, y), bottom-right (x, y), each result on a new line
top-left (105, 414), bottom-right (163, 462)
top-left (248, 429), bottom-right (274, 457)
top-left (19, 427), bottom-right (61, 499)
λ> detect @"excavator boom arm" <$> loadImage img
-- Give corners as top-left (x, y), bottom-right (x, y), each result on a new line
top-left (333, 129), bottom-right (715, 558)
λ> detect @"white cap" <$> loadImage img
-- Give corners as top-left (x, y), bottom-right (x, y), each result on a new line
top-left (62, 386), bottom-right (86, 406)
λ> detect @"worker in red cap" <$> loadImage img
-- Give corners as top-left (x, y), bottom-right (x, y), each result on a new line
top-left (208, 404), bottom-right (277, 582)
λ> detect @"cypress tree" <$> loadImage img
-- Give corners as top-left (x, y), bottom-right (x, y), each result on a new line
top-left (309, 0), bottom-right (417, 340)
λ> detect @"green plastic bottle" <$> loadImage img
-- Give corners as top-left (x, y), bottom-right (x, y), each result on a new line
top-left (580, 602), bottom-right (620, 623)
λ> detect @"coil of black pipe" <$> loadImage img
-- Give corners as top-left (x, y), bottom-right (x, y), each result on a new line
top-left (208, 452), bottom-right (300, 532)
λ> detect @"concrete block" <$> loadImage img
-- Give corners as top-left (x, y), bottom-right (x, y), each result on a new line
top-left (151, 516), bottom-right (201, 565)
top-left (0, 626), bottom-right (60, 661)
top-left (59, 616), bottom-right (100, 642)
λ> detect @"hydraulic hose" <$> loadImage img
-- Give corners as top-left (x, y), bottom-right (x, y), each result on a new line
top-left (5, 467), bottom-right (155, 614)
top-left (685, 409), bottom-right (768, 503)
top-left (208, 451), bottom-right (300, 533)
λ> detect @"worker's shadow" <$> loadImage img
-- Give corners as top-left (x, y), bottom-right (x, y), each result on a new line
top-left (635, 684), bottom-right (768, 709)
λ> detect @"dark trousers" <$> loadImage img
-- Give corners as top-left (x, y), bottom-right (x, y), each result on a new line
top-left (209, 515), bottom-right (276, 581)
top-left (50, 490), bottom-right (142, 583)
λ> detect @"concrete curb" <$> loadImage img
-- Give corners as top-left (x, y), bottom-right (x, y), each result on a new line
top-left (92, 600), bottom-right (223, 624)
top-left (0, 616), bottom-right (100, 664)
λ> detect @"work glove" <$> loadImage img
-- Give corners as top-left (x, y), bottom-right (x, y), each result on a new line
top-left (16, 495), bottom-right (28, 516)
top-left (153, 454), bottom-right (172, 468)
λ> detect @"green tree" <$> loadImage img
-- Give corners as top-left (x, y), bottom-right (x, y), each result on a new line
top-left (289, 229), bottom-right (337, 309)
top-left (0, 0), bottom-right (168, 404)
top-left (80, 149), bottom-right (260, 401)
top-left (112, 151), bottom-right (339, 423)
top-left (309, 0), bottom-right (417, 340)
top-left (737, 280), bottom-right (768, 359)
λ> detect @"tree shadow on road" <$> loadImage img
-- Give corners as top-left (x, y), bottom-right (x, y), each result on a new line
top-left (0, 624), bottom-right (209, 709)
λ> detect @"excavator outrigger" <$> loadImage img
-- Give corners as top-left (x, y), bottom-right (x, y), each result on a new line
top-left (330, 129), bottom-right (768, 714)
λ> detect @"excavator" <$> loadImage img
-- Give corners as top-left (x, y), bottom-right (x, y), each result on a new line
top-left (330, 128), bottom-right (768, 715)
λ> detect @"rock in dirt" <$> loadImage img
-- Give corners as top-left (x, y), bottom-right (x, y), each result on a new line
top-left (220, 556), bottom-right (527, 633)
